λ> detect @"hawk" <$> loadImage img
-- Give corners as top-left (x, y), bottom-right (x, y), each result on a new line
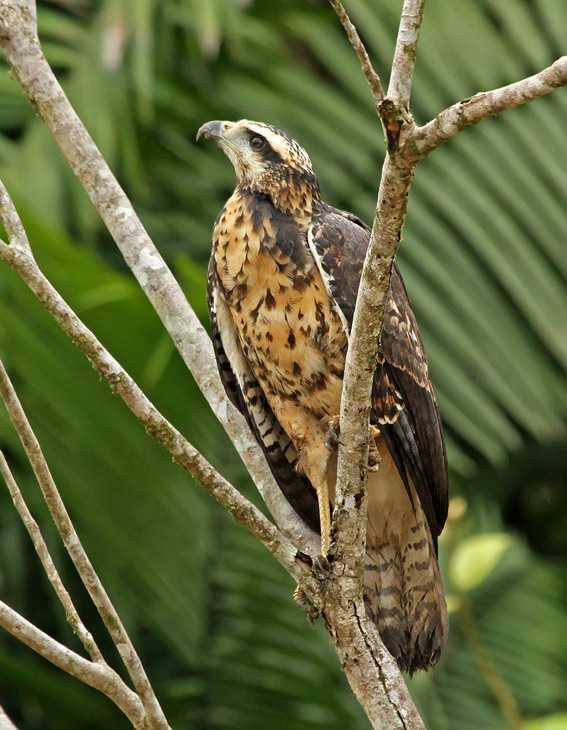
top-left (197, 119), bottom-right (449, 674)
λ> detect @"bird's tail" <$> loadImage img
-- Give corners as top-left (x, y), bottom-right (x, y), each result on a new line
top-left (364, 472), bottom-right (448, 675)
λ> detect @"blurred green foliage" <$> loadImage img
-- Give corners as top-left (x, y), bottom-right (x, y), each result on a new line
top-left (0, 0), bottom-right (565, 728)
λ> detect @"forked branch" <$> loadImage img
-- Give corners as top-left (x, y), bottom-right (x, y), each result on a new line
top-left (0, 601), bottom-right (146, 728)
top-left (328, 2), bottom-right (566, 724)
top-left (330, 0), bottom-right (567, 560)
top-left (0, 359), bottom-right (170, 729)
top-left (0, 447), bottom-right (103, 664)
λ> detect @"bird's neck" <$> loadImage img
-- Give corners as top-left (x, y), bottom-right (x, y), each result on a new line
top-left (238, 172), bottom-right (321, 219)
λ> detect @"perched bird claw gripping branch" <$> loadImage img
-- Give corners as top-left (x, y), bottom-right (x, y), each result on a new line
top-left (198, 119), bottom-right (449, 674)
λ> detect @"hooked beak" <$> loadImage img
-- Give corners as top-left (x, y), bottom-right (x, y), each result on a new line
top-left (196, 120), bottom-right (232, 143)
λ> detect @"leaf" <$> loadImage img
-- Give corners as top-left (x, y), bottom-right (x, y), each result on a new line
top-left (450, 533), bottom-right (514, 592)
top-left (524, 715), bottom-right (567, 730)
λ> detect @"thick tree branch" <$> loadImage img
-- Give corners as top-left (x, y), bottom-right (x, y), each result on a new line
top-left (323, 4), bottom-right (429, 727)
top-left (324, 604), bottom-right (425, 730)
top-left (331, 149), bottom-right (420, 729)
top-left (0, 446), bottom-right (104, 664)
top-left (0, 601), bottom-right (147, 729)
top-left (332, 0), bottom-right (425, 605)
top-left (0, 0), bottom-right (317, 552)
top-left (415, 56), bottom-right (567, 156)
top-left (330, 2), bottom-right (566, 725)
top-left (328, 0), bottom-right (385, 106)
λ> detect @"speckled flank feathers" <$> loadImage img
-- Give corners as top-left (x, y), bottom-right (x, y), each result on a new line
top-left (201, 119), bottom-right (449, 674)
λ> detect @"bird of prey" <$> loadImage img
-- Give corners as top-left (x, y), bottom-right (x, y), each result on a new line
top-left (197, 119), bottom-right (449, 674)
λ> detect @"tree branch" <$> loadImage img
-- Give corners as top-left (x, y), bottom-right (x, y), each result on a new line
top-left (0, 0), bottom-right (318, 552)
top-left (0, 236), bottom-right (305, 585)
top-left (321, 4), bottom-right (429, 728)
top-left (323, 603), bottom-right (425, 730)
top-left (0, 601), bottom-right (147, 729)
top-left (328, 0), bottom-right (385, 106)
top-left (332, 0), bottom-right (424, 603)
top-left (0, 358), bottom-right (170, 730)
top-left (415, 55), bottom-right (567, 156)
top-left (329, 2), bottom-right (567, 726)
top-left (0, 446), bottom-right (104, 664)
top-left (388, 0), bottom-right (426, 106)
top-left (0, 705), bottom-right (20, 730)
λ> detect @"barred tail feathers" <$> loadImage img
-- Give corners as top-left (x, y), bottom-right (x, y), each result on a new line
top-left (364, 451), bottom-right (448, 675)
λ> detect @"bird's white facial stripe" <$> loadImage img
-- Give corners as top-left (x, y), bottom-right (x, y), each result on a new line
top-left (237, 120), bottom-right (314, 173)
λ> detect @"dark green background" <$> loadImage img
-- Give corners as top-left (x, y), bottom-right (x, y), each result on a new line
top-left (0, 1), bottom-right (565, 728)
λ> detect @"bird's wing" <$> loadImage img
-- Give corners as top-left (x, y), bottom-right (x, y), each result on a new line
top-left (207, 261), bottom-right (320, 532)
top-left (309, 206), bottom-right (448, 542)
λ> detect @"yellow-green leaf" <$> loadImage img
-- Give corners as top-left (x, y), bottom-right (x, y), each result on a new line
top-left (450, 533), bottom-right (513, 592)
top-left (524, 715), bottom-right (567, 730)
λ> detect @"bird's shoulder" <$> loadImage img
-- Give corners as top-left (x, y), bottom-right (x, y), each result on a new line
top-left (307, 203), bottom-right (370, 329)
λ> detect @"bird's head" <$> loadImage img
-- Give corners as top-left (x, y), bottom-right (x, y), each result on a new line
top-left (197, 119), bottom-right (321, 215)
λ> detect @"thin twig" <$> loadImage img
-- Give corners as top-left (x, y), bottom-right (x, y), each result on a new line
top-left (328, 0), bottom-right (385, 105)
top-left (0, 600), bottom-right (146, 729)
top-left (0, 359), bottom-right (170, 730)
top-left (0, 445), bottom-right (104, 664)
top-left (0, 0), bottom-right (318, 551)
top-left (415, 55), bottom-right (567, 156)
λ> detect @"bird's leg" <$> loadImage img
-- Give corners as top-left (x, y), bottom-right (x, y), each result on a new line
top-left (316, 480), bottom-right (331, 556)
top-left (325, 416), bottom-right (381, 472)
top-left (295, 439), bottom-right (333, 557)
top-left (281, 409), bottom-right (334, 557)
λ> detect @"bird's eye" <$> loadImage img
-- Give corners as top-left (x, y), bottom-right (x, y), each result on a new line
top-left (250, 135), bottom-right (265, 150)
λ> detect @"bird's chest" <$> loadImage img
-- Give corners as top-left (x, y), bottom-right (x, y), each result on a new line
top-left (213, 198), bottom-right (347, 418)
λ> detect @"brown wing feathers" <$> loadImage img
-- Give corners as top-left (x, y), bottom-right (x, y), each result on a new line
top-left (310, 207), bottom-right (448, 542)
